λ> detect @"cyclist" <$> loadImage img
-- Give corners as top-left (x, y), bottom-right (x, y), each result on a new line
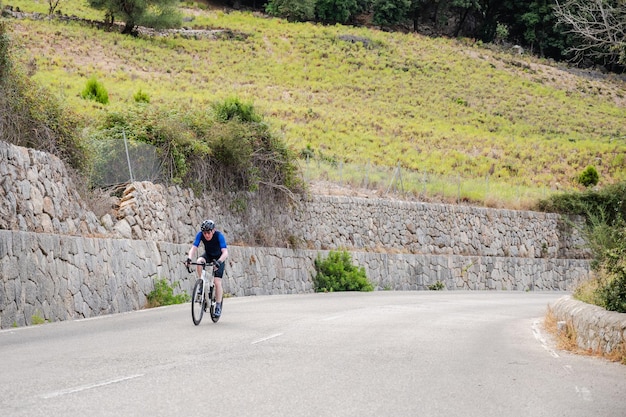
top-left (186, 219), bottom-right (229, 317)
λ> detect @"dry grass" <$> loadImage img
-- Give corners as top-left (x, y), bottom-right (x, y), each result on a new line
top-left (544, 306), bottom-right (626, 364)
top-left (4, 3), bottom-right (626, 197)
top-left (3, 0), bottom-right (626, 210)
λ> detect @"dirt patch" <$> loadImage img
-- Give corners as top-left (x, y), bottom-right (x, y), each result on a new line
top-left (464, 47), bottom-right (626, 107)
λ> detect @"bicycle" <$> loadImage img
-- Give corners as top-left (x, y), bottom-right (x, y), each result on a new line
top-left (185, 260), bottom-right (222, 325)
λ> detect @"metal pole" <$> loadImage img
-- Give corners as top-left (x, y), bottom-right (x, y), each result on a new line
top-left (123, 130), bottom-right (134, 183)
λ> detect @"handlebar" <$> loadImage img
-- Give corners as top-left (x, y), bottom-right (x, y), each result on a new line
top-left (183, 260), bottom-right (217, 274)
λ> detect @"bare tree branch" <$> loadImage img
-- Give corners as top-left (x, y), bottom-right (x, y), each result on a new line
top-left (48, 0), bottom-right (62, 15)
top-left (554, 0), bottom-right (626, 65)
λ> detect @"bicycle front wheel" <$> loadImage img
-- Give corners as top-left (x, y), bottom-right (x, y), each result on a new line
top-left (210, 295), bottom-right (221, 323)
top-left (191, 279), bottom-right (204, 325)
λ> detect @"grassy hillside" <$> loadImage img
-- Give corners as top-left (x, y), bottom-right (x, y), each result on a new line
top-left (3, 0), bottom-right (626, 207)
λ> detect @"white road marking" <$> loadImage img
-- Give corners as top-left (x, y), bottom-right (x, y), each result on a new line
top-left (322, 314), bottom-right (345, 321)
top-left (252, 333), bottom-right (283, 345)
top-left (41, 374), bottom-right (144, 399)
top-left (532, 318), bottom-right (559, 358)
top-left (575, 386), bottom-right (593, 402)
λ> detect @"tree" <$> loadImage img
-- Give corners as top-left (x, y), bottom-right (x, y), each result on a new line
top-left (554, 0), bottom-right (626, 67)
top-left (88, 0), bottom-right (182, 35)
top-left (450, 0), bottom-right (481, 37)
top-left (372, 0), bottom-right (411, 28)
top-left (518, 0), bottom-right (569, 58)
top-left (265, 0), bottom-right (316, 21)
top-left (315, 0), bottom-right (359, 24)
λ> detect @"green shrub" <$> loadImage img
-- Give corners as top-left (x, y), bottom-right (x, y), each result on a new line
top-left (536, 181), bottom-right (626, 228)
top-left (31, 311), bottom-right (47, 325)
top-left (596, 229), bottom-right (626, 313)
top-left (211, 96), bottom-right (261, 123)
top-left (599, 271), bottom-right (626, 313)
top-left (81, 76), bottom-right (109, 104)
top-left (146, 278), bottom-right (189, 307)
top-left (133, 88), bottom-right (150, 103)
top-left (372, 0), bottom-right (411, 28)
top-left (428, 280), bottom-right (445, 290)
top-left (0, 21), bottom-right (88, 172)
top-left (313, 250), bottom-right (373, 292)
top-left (0, 20), bottom-right (11, 81)
top-left (538, 181), bottom-right (626, 312)
top-left (577, 165), bottom-right (599, 187)
top-left (265, 0), bottom-right (315, 21)
top-left (94, 100), bottom-right (303, 196)
top-left (315, 0), bottom-right (358, 24)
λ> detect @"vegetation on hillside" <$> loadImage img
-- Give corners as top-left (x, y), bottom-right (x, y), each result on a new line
top-left (87, 0), bottom-right (182, 34)
top-left (2, 1), bottom-right (625, 206)
top-left (0, 18), bottom-right (88, 171)
top-left (0, 10), bottom-right (303, 205)
top-left (89, 97), bottom-right (302, 195)
top-left (538, 181), bottom-right (626, 313)
top-left (263, 0), bottom-right (626, 71)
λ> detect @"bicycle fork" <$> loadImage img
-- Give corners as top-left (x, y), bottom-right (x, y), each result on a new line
top-left (202, 273), bottom-right (216, 313)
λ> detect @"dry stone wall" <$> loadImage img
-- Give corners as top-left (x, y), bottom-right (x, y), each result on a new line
top-left (0, 141), bottom-right (588, 261)
top-left (0, 140), bottom-right (597, 332)
top-left (114, 182), bottom-right (589, 260)
top-left (550, 296), bottom-right (626, 356)
top-left (0, 229), bottom-right (590, 328)
top-left (0, 141), bottom-right (106, 236)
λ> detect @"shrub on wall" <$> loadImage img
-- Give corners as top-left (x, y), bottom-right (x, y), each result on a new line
top-left (93, 98), bottom-right (303, 195)
top-left (537, 180), bottom-right (626, 312)
top-left (313, 250), bottom-right (373, 292)
top-left (597, 232), bottom-right (626, 313)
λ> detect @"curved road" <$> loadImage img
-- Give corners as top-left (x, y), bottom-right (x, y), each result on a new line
top-left (1, 292), bottom-right (625, 417)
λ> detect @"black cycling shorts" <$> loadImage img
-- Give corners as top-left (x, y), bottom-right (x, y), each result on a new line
top-left (200, 253), bottom-right (225, 278)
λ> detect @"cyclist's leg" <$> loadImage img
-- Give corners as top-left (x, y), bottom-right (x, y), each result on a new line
top-left (214, 277), bottom-right (223, 304)
top-left (196, 254), bottom-right (207, 279)
top-left (212, 259), bottom-right (226, 303)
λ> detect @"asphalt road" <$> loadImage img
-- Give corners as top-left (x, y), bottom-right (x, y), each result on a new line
top-left (1, 291), bottom-right (625, 417)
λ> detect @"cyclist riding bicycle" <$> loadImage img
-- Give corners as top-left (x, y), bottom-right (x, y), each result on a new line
top-left (186, 219), bottom-right (229, 317)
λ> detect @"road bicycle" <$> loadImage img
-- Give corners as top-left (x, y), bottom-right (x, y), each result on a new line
top-left (185, 260), bottom-right (222, 325)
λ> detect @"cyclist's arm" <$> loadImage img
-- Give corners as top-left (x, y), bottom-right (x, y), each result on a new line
top-left (217, 247), bottom-right (228, 264)
top-left (217, 233), bottom-right (228, 263)
top-left (188, 231), bottom-right (203, 260)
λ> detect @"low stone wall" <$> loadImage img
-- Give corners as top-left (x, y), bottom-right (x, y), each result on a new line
top-left (0, 229), bottom-right (590, 328)
top-left (550, 296), bottom-right (626, 355)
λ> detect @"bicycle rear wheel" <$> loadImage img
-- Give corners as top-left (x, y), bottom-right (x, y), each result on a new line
top-left (191, 279), bottom-right (204, 325)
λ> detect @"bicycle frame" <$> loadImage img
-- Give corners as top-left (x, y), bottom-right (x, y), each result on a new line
top-left (186, 261), bottom-right (219, 325)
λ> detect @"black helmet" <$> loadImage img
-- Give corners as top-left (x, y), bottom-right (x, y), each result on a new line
top-left (201, 219), bottom-right (215, 232)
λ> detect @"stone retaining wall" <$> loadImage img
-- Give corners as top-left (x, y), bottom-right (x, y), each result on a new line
top-left (0, 142), bottom-right (589, 259)
top-left (0, 140), bottom-right (589, 261)
top-left (0, 140), bottom-right (597, 334)
top-left (1, 229), bottom-right (590, 328)
top-left (115, 182), bottom-right (589, 259)
top-left (550, 296), bottom-right (626, 355)
top-left (0, 141), bottom-right (106, 236)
